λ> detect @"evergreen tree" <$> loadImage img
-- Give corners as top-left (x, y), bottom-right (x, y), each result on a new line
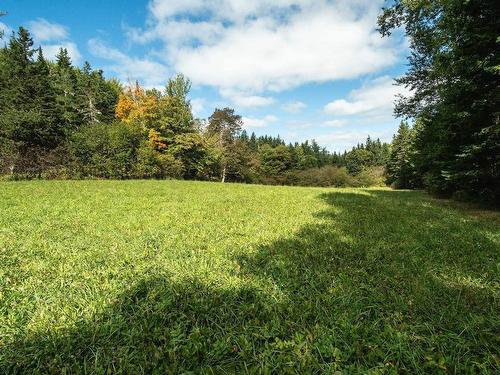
top-left (52, 48), bottom-right (80, 132)
top-left (386, 122), bottom-right (417, 188)
top-left (248, 132), bottom-right (257, 151)
top-left (258, 144), bottom-right (293, 184)
top-left (379, 0), bottom-right (500, 202)
top-left (77, 62), bottom-right (101, 124)
top-left (0, 29), bottom-right (61, 171)
top-left (76, 62), bottom-right (118, 125)
top-left (30, 47), bottom-right (61, 147)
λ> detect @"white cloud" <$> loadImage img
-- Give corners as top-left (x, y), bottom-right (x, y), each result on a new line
top-left (191, 98), bottom-right (206, 116)
top-left (286, 121), bottom-right (314, 130)
top-left (126, 20), bottom-right (224, 47)
top-left (221, 91), bottom-right (275, 108)
top-left (148, 0), bottom-right (312, 22)
top-left (19, 18), bottom-right (83, 64)
top-left (42, 42), bottom-right (82, 64)
top-left (314, 128), bottom-right (393, 152)
top-left (88, 38), bottom-right (170, 88)
top-left (242, 115), bottom-right (277, 128)
top-left (282, 101), bottom-right (306, 113)
top-left (127, 0), bottom-right (402, 95)
top-left (324, 76), bottom-right (407, 116)
top-left (28, 18), bottom-right (68, 42)
top-left (322, 119), bottom-right (346, 128)
top-left (0, 22), bottom-right (12, 38)
top-left (234, 95), bottom-right (274, 108)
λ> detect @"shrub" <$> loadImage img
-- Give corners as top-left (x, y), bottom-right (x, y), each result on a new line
top-left (351, 166), bottom-right (385, 187)
top-left (286, 166), bottom-right (352, 187)
top-left (134, 145), bottom-right (184, 179)
top-left (69, 122), bottom-right (141, 179)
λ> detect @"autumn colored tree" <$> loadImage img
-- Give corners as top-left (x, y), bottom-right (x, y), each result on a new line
top-left (115, 82), bottom-right (161, 130)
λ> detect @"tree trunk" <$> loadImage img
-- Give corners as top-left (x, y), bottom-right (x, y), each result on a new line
top-left (221, 165), bottom-right (226, 183)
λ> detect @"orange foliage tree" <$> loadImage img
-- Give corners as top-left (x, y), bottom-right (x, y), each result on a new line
top-left (115, 82), bottom-right (160, 129)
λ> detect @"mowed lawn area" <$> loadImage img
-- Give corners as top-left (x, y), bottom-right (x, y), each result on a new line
top-left (0, 180), bottom-right (498, 374)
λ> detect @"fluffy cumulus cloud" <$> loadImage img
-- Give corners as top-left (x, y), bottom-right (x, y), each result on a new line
top-left (315, 130), bottom-right (389, 152)
top-left (28, 18), bottom-right (68, 41)
top-left (88, 38), bottom-right (170, 89)
top-left (282, 101), bottom-right (307, 113)
top-left (242, 115), bottom-right (277, 128)
top-left (232, 95), bottom-right (275, 108)
top-left (127, 0), bottom-right (401, 95)
top-left (322, 119), bottom-right (346, 128)
top-left (190, 98), bottom-right (206, 116)
top-left (24, 18), bottom-right (82, 63)
top-left (219, 89), bottom-right (275, 108)
top-left (324, 76), bottom-right (407, 117)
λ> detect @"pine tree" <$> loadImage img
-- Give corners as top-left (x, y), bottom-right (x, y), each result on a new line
top-left (0, 30), bottom-right (63, 173)
top-left (0, 29), bottom-right (58, 148)
top-left (386, 122), bottom-right (416, 188)
top-left (53, 48), bottom-right (80, 131)
top-left (249, 132), bottom-right (257, 150)
top-left (77, 61), bottom-right (101, 124)
top-left (29, 47), bottom-right (61, 148)
top-left (76, 62), bottom-right (118, 125)
top-left (379, 0), bottom-right (499, 202)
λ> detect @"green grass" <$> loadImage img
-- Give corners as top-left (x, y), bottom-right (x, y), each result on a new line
top-left (0, 180), bottom-right (499, 374)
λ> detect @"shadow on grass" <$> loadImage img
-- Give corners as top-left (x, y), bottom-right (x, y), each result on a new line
top-left (2, 190), bottom-right (499, 373)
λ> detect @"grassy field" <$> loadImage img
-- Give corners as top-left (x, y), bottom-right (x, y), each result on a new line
top-left (0, 180), bottom-right (499, 374)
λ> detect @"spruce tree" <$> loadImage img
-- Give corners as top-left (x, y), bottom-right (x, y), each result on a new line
top-left (379, 0), bottom-right (499, 202)
top-left (53, 48), bottom-right (80, 132)
top-left (0, 29), bottom-right (63, 173)
top-left (386, 122), bottom-right (416, 189)
top-left (29, 47), bottom-right (61, 148)
top-left (77, 61), bottom-right (101, 124)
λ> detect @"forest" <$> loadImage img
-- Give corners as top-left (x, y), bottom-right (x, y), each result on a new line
top-left (1, 0), bottom-right (498, 204)
top-left (0, 27), bottom-right (390, 188)
top-left (380, 0), bottom-right (499, 204)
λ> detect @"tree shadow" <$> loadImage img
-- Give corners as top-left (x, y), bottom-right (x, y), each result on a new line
top-left (2, 190), bottom-right (499, 373)
top-left (236, 189), bottom-right (499, 372)
top-left (2, 275), bottom-right (281, 374)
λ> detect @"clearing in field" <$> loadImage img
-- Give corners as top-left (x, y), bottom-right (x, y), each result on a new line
top-left (0, 180), bottom-right (499, 373)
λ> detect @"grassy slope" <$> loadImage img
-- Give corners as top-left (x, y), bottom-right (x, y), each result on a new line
top-left (0, 180), bottom-right (498, 374)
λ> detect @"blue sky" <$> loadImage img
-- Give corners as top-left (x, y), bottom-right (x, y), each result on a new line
top-left (0, 0), bottom-right (408, 152)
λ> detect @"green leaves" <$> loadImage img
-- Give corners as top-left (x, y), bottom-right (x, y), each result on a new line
top-left (379, 0), bottom-right (500, 203)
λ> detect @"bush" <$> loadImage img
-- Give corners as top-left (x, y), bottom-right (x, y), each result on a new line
top-left (286, 166), bottom-right (352, 187)
top-left (69, 122), bottom-right (141, 179)
top-left (351, 166), bottom-right (385, 187)
top-left (133, 142), bottom-right (161, 178)
top-left (134, 142), bottom-right (183, 179)
top-left (284, 165), bottom-right (387, 188)
top-left (0, 142), bottom-right (70, 179)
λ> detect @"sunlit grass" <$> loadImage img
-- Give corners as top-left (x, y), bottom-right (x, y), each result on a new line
top-left (0, 180), bottom-right (498, 373)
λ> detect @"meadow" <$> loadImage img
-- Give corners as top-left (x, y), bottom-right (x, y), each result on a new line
top-left (0, 180), bottom-right (498, 374)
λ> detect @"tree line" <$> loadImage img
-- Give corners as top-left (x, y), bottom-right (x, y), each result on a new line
top-left (380, 0), bottom-right (499, 204)
top-left (0, 26), bottom-right (389, 187)
top-left (2, 0), bottom-right (498, 205)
